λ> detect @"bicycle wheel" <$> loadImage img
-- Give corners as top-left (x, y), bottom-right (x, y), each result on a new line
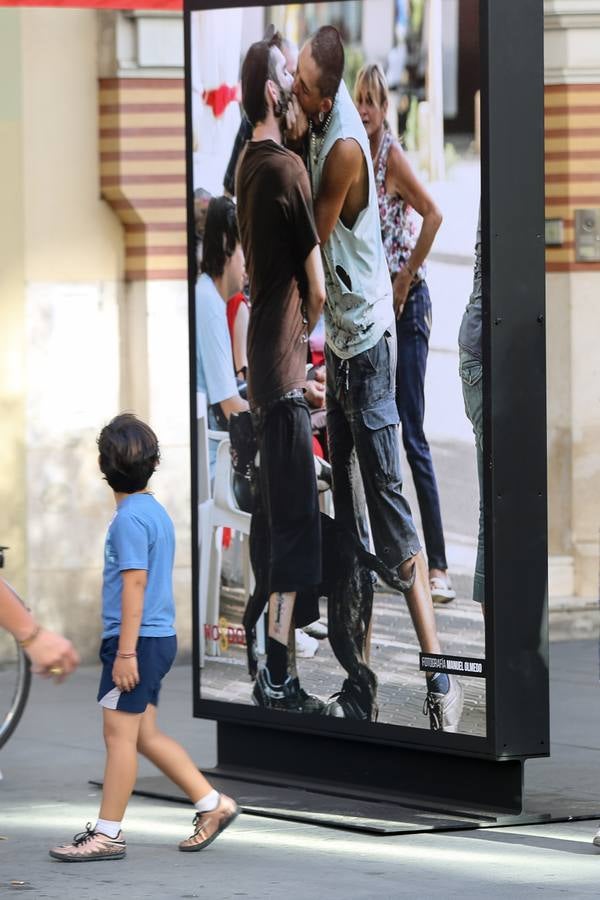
top-left (0, 629), bottom-right (32, 749)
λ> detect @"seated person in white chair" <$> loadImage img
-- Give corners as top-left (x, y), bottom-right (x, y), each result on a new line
top-left (196, 196), bottom-right (249, 479)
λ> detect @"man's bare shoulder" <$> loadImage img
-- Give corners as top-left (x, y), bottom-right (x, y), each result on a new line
top-left (326, 136), bottom-right (363, 167)
top-left (322, 137), bottom-right (363, 178)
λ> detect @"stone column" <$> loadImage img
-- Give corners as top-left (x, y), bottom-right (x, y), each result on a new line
top-left (544, 0), bottom-right (600, 600)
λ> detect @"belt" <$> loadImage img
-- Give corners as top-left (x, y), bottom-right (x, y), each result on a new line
top-left (253, 387), bottom-right (305, 417)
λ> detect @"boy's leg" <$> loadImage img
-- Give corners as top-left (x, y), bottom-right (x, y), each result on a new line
top-left (137, 703), bottom-right (213, 802)
top-left (49, 707), bottom-right (139, 862)
top-left (99, 707), bottom-right (143, 821)
top-left (137, 705), bottom-right (240, 852)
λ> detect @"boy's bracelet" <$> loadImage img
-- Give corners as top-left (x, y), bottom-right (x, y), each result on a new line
top-left (117, 651), bottom-right (137, 659)
top-left (18, 624), bottom-right (41, 648)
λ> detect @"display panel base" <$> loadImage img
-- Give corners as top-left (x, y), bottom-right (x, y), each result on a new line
top-left (94, 641), bottom-right (598, 835)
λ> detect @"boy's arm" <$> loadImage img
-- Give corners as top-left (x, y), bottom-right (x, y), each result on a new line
top-left (119, 568), bottom-right (146, 652)
top-left (112, 568), bottom-right (147, 692)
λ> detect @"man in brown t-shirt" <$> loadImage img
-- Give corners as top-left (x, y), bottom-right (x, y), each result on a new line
top-left (236, 32), bottom-right (326, 713)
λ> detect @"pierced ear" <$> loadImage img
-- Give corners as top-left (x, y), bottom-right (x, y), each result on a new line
top-left (266, 78), bottom-right (278, 105)
top-left (321, 98), bottom-right (333, 116)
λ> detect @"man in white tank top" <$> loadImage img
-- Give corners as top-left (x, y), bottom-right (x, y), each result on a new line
top-left (289, 26), bottom-right (463, 732)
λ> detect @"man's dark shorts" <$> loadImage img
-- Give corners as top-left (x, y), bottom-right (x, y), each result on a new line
top-left (254, 396), bottom-right (321, 609)
top-left (97, 635), bottom-right (177, 714)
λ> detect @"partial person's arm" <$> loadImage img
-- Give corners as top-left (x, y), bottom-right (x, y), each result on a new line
top-left (303, 245), bottom-right (326, 334)
top-left (386, 141), bottom-right (442, 316)
top-left (200, 303), bottom-right (248, 422)
top-left (112, 568), bottom-right (146, 693)
top-left (314, 139), bottom-right (364, 245)
top-left (0, 576), bottom-right (79, 679)
top-left (232, 301), bottom-right (249, 379)
top-left (219, 394), bottom-right (249, 420)
top-left (304, 364), bottom-right (326, 410)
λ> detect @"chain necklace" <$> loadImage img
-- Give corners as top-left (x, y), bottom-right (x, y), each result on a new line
top-left (309, 101), bottom-right (336, 170)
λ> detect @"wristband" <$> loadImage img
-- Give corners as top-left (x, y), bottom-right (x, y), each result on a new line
top-left (117, 651), bottom-right (137, 659)
top-left (18, 624), bottom-right (41, 648)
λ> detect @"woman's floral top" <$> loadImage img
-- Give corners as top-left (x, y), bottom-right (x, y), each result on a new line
top-left (375, 127), bottom-right (426, 281)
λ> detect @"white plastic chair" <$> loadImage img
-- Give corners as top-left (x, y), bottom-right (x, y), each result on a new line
top-left (199, 437), bottom-right (255, 662)
top-left (197, 393), bottom-right (256, 665)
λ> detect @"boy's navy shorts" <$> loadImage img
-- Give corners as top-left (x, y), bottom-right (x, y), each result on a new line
top-left (97, 635), bottom-right (177, 714)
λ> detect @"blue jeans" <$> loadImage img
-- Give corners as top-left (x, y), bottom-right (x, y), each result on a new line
top-left (325, 328), bottom-right (421, 571)
top-left (459, 348), bottom-right (484, 604)
top-left (395, 281), bottom-right (447, 571)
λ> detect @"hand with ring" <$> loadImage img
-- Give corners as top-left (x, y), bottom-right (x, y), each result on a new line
top-left (23, 627), bottom-right (80, 682)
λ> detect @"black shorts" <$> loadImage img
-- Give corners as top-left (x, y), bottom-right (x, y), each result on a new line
top-left (97, 635), bottom-right (177, 714)
top-left (255, 397), bottom-right (321, 603)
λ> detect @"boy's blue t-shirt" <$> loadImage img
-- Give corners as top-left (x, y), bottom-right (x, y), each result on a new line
top-left (102, 493), bottom-right (176, 639)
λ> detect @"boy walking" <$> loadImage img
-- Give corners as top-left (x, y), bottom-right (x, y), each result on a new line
top-left (50, 414), bottom-right (239, 861)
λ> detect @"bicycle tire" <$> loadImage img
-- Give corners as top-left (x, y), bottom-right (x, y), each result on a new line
top-left (0, 637), bottom-right (32, 750)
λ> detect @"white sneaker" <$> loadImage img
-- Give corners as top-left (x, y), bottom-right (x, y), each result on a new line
top-left (295, 629), bottom-right (319, 658)
top-left (430, 576), bottom-right (456, 604)
top-left (592, 828), bottom-right (600, 847)
top-left (423, 675), bottom-right (464, 732)
top-left (303, 618), bottom-right (328, 640)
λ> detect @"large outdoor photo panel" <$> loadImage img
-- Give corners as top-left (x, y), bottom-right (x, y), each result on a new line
top-left (186, 0), bottom-right (548, 755)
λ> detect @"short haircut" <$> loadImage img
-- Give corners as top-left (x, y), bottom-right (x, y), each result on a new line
top-left (309, 26), bottom-right (345, 100)
top-left (201, 196), bottom-right (239, 279)
top-left (241, 30), bottom-right (283, 127)
top-left (97, 413), bottom-right (160, 494)
top-left (354, 63), bottom-right (389, 111)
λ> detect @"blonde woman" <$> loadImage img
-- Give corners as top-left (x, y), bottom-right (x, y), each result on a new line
top-left (354, 63), bottom-right (455, 603)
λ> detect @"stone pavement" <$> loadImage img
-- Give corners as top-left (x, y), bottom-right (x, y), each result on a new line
top-left (2, 643), bottom-right (600, 899)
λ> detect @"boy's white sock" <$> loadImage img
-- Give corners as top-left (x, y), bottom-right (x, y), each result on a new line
top-left (194, 789), bottom-right (220, 813)
top-left (95, 818), bottom-right (122, 839)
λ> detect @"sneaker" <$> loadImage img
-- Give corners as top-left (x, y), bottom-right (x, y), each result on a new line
top-left (296, 682), bottom-right (327, 714)
top-left (430, 576), bottom-right (456, 604)
top-left (592, 827), bottom-right (600, 847)
top-left (324, 678), bottom-right (378, 722)
top-left (179, 794), bottom-right (240, 852)
top-left (423, 675), bottom-right (464, 732)
top-left (252, 667), bottom-right (325, 714)
top-left (295, 628), bottom-right (319, 658)
top-left (302, 618), bottom-right (328, 640)
top-left (49, 824), bottom-right (126, 862)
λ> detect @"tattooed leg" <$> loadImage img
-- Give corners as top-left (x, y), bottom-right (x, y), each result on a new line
top-left (265, 590), bottom-right (296, 684)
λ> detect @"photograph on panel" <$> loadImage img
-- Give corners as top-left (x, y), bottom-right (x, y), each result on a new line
top-left (192, 0), bottom-right (485, 736)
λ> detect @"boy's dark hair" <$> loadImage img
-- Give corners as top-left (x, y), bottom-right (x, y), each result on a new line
top-left (201, 196), bottom-right (239, 279)
top-left (97, 413), bottom-right (160, 494)
top-left (310, 26), bottom-right (344, 100)
top-left (241, 29), bottom-right (283, 127)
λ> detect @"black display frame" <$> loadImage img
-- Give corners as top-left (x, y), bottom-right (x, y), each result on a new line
top-left (185, 0), bottom-right (549, 769)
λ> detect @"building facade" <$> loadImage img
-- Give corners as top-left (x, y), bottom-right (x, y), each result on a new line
top-left (0, 2), bottom-right (598, 659)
